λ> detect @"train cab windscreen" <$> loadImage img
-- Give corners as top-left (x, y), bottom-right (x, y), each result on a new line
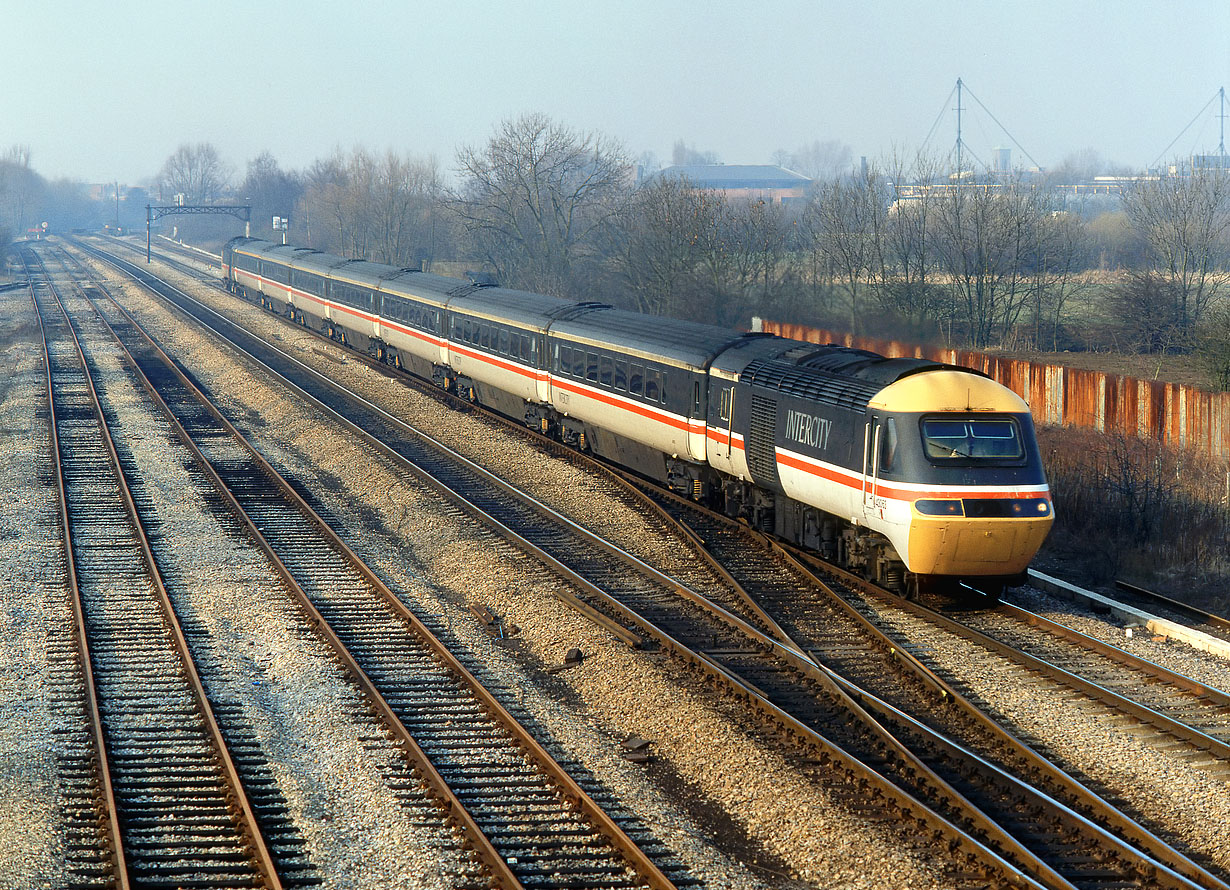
top-left (921, 417), bottom-right (1023, 461)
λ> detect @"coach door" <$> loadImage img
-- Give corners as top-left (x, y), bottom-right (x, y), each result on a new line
top-left (718, 385), bottom-right (735, 458)
top-left (861, 418), bottom-right (883, 521)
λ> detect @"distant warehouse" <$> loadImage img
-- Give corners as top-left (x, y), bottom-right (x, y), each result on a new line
top-left (647, 164), bottom-right (812, 204)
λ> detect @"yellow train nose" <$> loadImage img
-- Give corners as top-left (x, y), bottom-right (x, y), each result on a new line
top-left (906, 511), bottom-right (1054, 576)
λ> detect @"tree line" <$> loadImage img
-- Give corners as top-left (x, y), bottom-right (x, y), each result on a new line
top-left (216, 115), bottom-right (1230, 388)
top-left (3, 116), bottom-right (1229, 389)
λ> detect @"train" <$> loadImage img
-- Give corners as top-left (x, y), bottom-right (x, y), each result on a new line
top-left (222, 237), bottom-right (1053, 596)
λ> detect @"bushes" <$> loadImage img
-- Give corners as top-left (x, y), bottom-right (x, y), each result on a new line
top-left (1038, 425), bottom-right (1229, 611)
top-left (1099, 271), bottom-right (1188, 353)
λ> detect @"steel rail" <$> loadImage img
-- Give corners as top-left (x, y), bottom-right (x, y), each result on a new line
top-left (27, 247), bottom-right (283, 890)
top-left (84, 241), bottom-right (1167, 890)
top-left (117, 235), bottom-right (1230, 889)
top-left (987, 601), bottom-right (1230, 753)
top-left (783, 547), bottom-right (1230, 890)
top-left (554, 452), bottom-right (1230, 890)
top-left (79, 238), bottom-right (817, 664)
top-left (23, 253), bottom-right (130, 890)
top-left (1113, 580), bottom-right (1230, 631)
top-left (78, 237), bottom-right (1058, 888)
top-left (101, 233), bottom-right (806, 652)
top-left (90, 236), bottom-right (1225, 889)
top-left (66, 244), bottom-right (677, 890)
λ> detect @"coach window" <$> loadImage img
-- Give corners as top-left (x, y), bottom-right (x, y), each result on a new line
top-left (520, 335), bottom-right (531, 363)
top-left (599, 355), bottom-right (613, 386)
top-left (630, 364), bottom-right (644, 396)
top-left (645, 368), bottom-right (660, 402)
top-left (660, 371), bottom-right (669, 404)
top-left (693, 380), bottom-right (702, 414)
top-left (586, 353), bottom-right (599, 382)
top-left (499, 329), bottom-right (509, 355)
top-left (573, 348), bottom-right (586, 377)
top-left (557, 345), bottom-right (570, 373)
top-left (614, 360), bottom-right (627, 391)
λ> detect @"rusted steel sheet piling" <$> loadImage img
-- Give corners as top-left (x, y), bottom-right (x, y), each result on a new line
top-left (760, 321), bottom-right (1230, 464)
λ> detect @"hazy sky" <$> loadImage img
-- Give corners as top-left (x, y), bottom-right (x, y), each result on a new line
top-left (4, 0), bottom-right (1230, 186)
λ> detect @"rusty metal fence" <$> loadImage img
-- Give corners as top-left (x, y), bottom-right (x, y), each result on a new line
top-left (760, 320), bottom-right (1230, 466)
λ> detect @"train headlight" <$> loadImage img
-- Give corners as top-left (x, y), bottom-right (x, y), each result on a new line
top-left (915, 499), bottom-right (964, 516)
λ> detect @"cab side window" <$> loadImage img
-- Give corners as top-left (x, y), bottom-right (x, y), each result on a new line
top-left (879, 418), bottom-right (898, 472)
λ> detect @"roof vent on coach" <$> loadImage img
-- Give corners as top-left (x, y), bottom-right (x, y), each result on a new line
top-left (465, 270), bottom-right (499, 287)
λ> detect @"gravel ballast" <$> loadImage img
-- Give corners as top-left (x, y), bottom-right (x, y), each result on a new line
top-left (83, 246), bottom-right (955, 887)
top-left (61, 287), bottom-right (472, 890)
top-left (0, 292), bottom-right (70, 886)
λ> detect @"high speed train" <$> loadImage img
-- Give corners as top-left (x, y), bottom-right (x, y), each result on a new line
top-left (223, 237), bottom-right (1053, 595)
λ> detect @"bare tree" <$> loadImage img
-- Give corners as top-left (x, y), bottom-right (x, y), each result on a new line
top-left (298, 150), bottom-right (349, 251)
top-left (930, 175), bottom-right (1050, 347)
top-left (873, 152), bottom-right (943, 333)
top-left (1194, 295), bottom-right (1230, 390)
top-left (0, 145), bottom-right (41, 235)
top-left (723, 196), bottom-right (791, 322)
top-left (452, 113), bottom-right (630, 296)
top-left (1046, 148), bottom-right (1109, 185)
top-left (158, 143), bottom-right (229, 205)
top-left (788, 139), bottom-right (853, 181)
top-left (241, 151), bottom-right (303, 238)
top-left (1121, 165), bottom-right (1230, 334)
top-left (610, 175), bottom-right (707, 315)
top-left (770, 148), bottom-right (793, 169)
top-left (370, 151), bottom-right (442, 267)
top-left (1101, 271), bottom-right (1188, 354)
top-left (298, 147), bottom-right (440, 262)
top-left (1025, 209), bottom-right (1089, 351)
top-left (671, 140), bottom-right (719, 166)
top-left (802, 170), bottom-right (885, 334)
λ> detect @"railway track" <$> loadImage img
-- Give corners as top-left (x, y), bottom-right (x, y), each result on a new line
top-left (26, 246), bottom-right (284, 889)
top-left (923, 595), bottom-right (1230, 778)
top-left (70, 237), bottom-right (1229, 890)
top-left (45, 242), bottom-right (685, 890)
top-left (1110, 579), bottom-right (1230, 641)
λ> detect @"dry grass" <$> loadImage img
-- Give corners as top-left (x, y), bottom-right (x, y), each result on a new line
top-left (1037, 425), bottom-right (1230, 615)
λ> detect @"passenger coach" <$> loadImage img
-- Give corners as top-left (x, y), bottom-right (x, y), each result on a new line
top-left (223, 236), bottom-right (1053, 596)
